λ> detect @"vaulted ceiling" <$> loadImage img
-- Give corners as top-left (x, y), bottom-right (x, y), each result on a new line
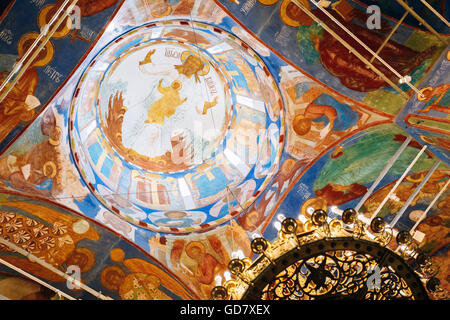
top-left (0, 0), bottom-right (448, 300)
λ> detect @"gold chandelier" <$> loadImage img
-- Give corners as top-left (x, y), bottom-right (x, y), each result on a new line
top-left (211, 209), bottom-right (446, 300)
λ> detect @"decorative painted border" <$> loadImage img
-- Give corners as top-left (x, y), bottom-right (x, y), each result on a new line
top-left (0, 190), bottom-right (200, 300)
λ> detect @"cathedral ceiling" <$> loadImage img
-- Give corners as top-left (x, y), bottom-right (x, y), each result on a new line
top-left (0, 0), bottom-right (448, 299)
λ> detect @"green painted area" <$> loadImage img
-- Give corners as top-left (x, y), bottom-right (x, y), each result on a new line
top-left (405, 31), bottom-right (448, 52)
top-left (314, 125), bottom-right (440, 190)
top-left (421, 240), bottom-right (439, 253)
top-left (296, 22), bottom-right (322, 65)
top-left (0, 194), bottom-right (8, 202)
top-left (409, 117), bottom-right (450, 131)
top-left (379, 206), bottom-right (392, 218)
top-left (362, 90), bottom-right (406, 115)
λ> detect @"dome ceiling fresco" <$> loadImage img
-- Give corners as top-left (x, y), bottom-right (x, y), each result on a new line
top-left (0, 0), bottom-right (449, 300)
top-left (70, 20), bottom-right (283, 232)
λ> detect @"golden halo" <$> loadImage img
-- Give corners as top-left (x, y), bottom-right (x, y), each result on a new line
top-left (43, 161), bottom-right (57, 178)
top-left (280, 0), bottom-right (313, 28)
top-left (110, 248), bottom-right (126, 263)
top-left (65, 247), bottom-right (96, 273)
top-left (293, 114), bottom-right (312, 136)
top-left (38, 4), bottom-right (71, 39)
top-left (151, 2), bottom-right (172, 18)
top-left (180, 50), bottom-right (192, 62)
top-left (420, 135), bottom-right (436, 145)
top-left (280, 158), bottom-right (296, 175)
top-left (18, 32), bottom-right (54, 67)
top-left (417, 86), bottom-right (433, 101)
top-left (180, 50), bottom-right (210, 76)
top-left (171, 80), bottom-right (182, 90)
top-left (257, 0), bottom-right (281, 5)
top-left (185, 241), bottom-right (205, 259)
top-left (300, 197), bottom-right (327, 219)
top-left (406, 172), bottom-right (425, 183)
top-left (49, 126), bottom-right (62, 146)
top-left (100, 265), bottom-right (126, 291)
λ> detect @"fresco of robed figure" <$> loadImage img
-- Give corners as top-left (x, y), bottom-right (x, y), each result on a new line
top-left (294, 0), bottom-right (437, 92)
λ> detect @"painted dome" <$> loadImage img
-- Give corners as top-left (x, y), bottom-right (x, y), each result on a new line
top-left (69, 20), bottom-right (284, 233)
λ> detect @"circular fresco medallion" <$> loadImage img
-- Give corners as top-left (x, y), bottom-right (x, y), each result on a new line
top-left (69, 20), bottom-right (284, 233)
top-left (97, 40), bottom-right (232, 173)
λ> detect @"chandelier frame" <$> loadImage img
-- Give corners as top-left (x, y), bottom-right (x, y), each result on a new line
top-left (242, 236), bottom-right (428, 300)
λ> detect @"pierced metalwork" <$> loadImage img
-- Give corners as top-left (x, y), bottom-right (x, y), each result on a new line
top-left (241, 238), bottom-right (429, 300)
top-left (212, 213), bottom-right (435, 300)
top-left (261, 249), bottom-right (414, 300)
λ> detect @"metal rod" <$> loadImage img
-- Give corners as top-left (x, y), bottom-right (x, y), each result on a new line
top-left (370, 145), bottom-right (428, 220)
top-left (370, 11), bottom-right (409, 63)
top-left (396, 0), bottom-right (448, 44)
top-left (0, 237), bottom-right (112, 300)
top-left (226, 186), bottom-right (236, 254)
top-left (308, 0), bottom-right (425, 98)
top-left (411, 178), bottom-right (450, 232)
top-left (0, 0), bottom-right (79, 104)
top-left (291, 0), bottom-right (409, 98)
top-left (0, 0), bottom-right (72, 93)
top-left (226, 185), bottom-right (244, 211)
top-left (0, 257), bottom-right (77, 300)
top-left (355, 136), bottom-right (412, 212)
top-left (0, 0), bottom-right (73, 94)
top-left (390, 160), bottom-right (441, 227)
top-left (420, 0), bottom-right (450, 27)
